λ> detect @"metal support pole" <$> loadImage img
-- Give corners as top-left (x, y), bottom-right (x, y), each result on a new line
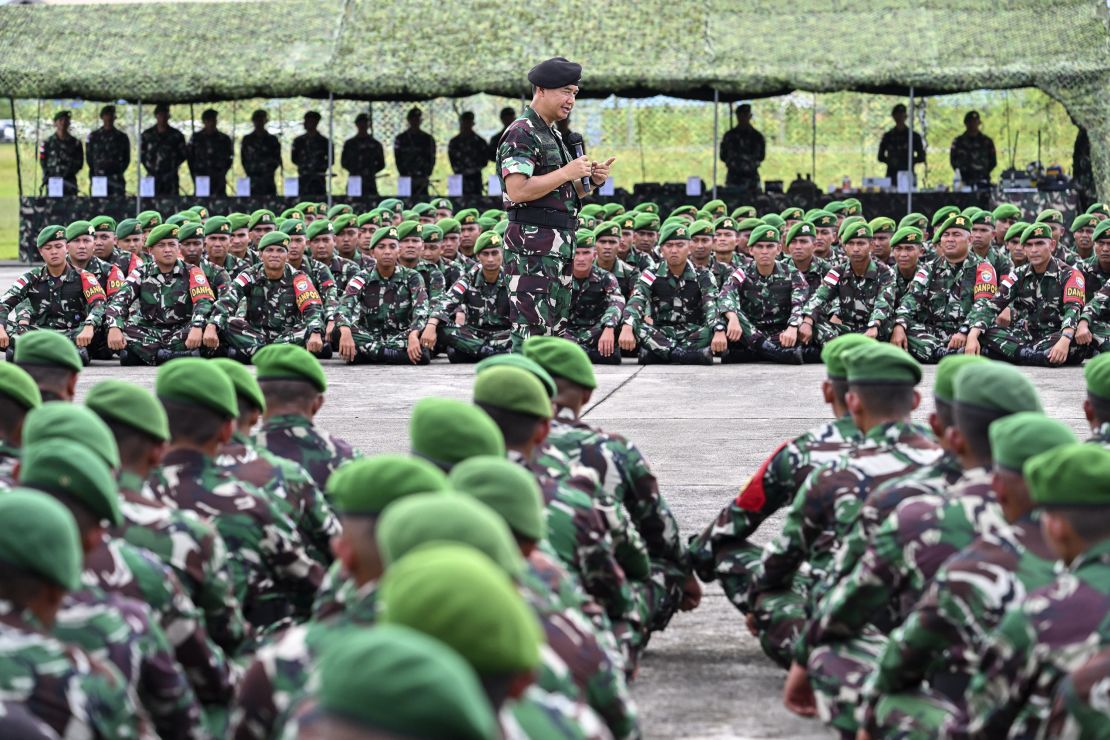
top-left (712, 90), bottom-right (719, 200)
top-left (811, 93), bottom-right (817, 186)
top-left (10, 98), bottom-right (23, 199)
top-left (135, 99), bottom-right (142, 215)
top-left (907, 86), bottom-right (915, 214)
top-left (327, 92), bottom-right (335, 207)
top-left (32, 98), bottom-right (42, 196)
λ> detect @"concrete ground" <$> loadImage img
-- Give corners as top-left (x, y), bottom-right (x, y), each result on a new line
top-left (0, 266), bottom-right (1091, 739)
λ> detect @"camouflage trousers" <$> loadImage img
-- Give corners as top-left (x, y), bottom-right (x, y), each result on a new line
top-left (750, 578), bottom-right (810, 670)
top-left (814, 320), bottom-right (884, 346)
top-left (10, 324), bottom-right (106, 360)
top-left (724, 331), bottom-right (820, 364)
top-left (222, 319), bottom-right (313, 359)
top-left (711, 542), bottom-right (764, 614)
top-left (444, 324), bottom-right (512, 361)
top-left (502, 223), bottom-right (573, 350)
top-left (122, 321), bottom-right (195, 365)
top-left (637, 323), bottom-right (712, 361)
top-left (807, 627), bottom-right (888, 736)
top-left (869, 686), bottom-right (963, 739)
top-left (981, 326), bottom-right (1088, 365)
top-left (1084, 319), bottom-right (1110, 354)
top-left (560, 322), bottom-right (610, 352)
top-left (904, 324), bottom-right (961, 364)
top-left (341, 328), bottom-right (411, 364)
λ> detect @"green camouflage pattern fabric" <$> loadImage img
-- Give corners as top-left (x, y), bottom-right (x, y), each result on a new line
top-left (240, 129), bottom-right (282, 196)
top-left (0, 599), bottom-right (140, 739)
top-left (76, 255), bottom-right (127, 298)
top-left (211, 263), bottom-right (324, 358)
top-left (1045, 646), bottom-right (1110, 739)
top-left (287, 256), bottom-right (337, 321)
top-left (335, 266), bottom-right (429, 361)
top-left (625, 260), bottom-right (720, 359)
top-left (187, 129), bottom-right (233, 194)
top-left (598, 258), bottom-right (640, 300)
top-left (790, 255), bottom-right (833, 296)
top-left (141, 125), bottom-right (188, 195)
top-left (801, 258), bottom-right (896, 341)
top-left (972, 244), bottom-right (1014, 278)
top-left (320, 254), bottom-right (360, 295)
top-left (444, 263), bottom-right (513, 359)
top-left (340, 134), bottom-right (385, 196)
top-left (949, 131), bottom-right (997, 184)
top-left (562, 266), bottom-right (625, 348)
top-left (39, 133), bottom-right (83, 194)
top-left (0, 442), bottom-right (18, 490)
top-left (106, 246), bottom-right (143, 278)
top-left (718, 261), bottom-right (809, 361)
top-left (625, 248), bottom-right (657, 273)
top-left (206, 252), bottom-right (248, 281)
top-left (254, 413), bottom-right (359, 494)
top-left (709, 252), bottom-right (746, 291)
top-left (413, 260), bottom-right (449, 323)
top-left (146, 448), bottom-right (325, 630)
top-left (965, 537), bottom-right (1110, 739)
top-left (86, 125), bottom-right (130, 195)
top-left (503, 686), bottom-right (611, 740)
top-left (0, 263), bottom-right (105, 334)
top-left (215, 429), bottom-right (339, 566)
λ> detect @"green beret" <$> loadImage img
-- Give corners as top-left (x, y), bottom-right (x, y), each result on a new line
top-left (783, 221), bottom-right (815, 245)
top-left (454, 208), bottom-right (479, 225)
top-left (1027, 443), bottom-right (1110, 507)
top-left (747, 224), bottom-right (780, 246)
top-left (178, 222), bottom-right (204, 243)
top-left (961, 207), bottom-right (983, 220)
top-left (253, 344), bottom-right (326, 392)
top-left (1085, 353), bottom-right (1110, 401)
top-left (203, 216), bottom-right (232, 237)
top-left (14, 330), bottom-right (82, 371)
top-left (145, 223), bottom-right (180, 248)
top-left (843, 343), bottom-right (921, 385)
top-left (808, 210), bottom-right (837, 229)
top-left (156, 357), bottom-right (238, 419)
top-left (305, 219), bottom-right (335, 241)
top-left (1090, 220), bottom-right (1110, 243)
top-left (90, 215), bottom-right (117, 233)
top-left (430, 197), bottom-right (453, 212)
top-left (479, 209), bottom-right (505, 221)
top-left (395, 221), bottom-right (423, 241)
top-left (248, 209), bottom-right (275, 230)
top-left (492, 220), bottom-right (509, 238)
top-left (36, 224), bottom-right (67, 249)
top-left (633, 201), bottom-right (659, 214)
top-left (332, 214), bottom-right (356, 233)
top-left (1071, 214), bottom-right (1099, 233)
top-left (760, 214), bottom-right (784, 230)
top-left (523, 336), bottom-right (596, 390)
top-left (1021, 222), bottom-right (1054, 245)
top-left (890, 226), bottom-right (925, 248)
top-left (713, 216), bottom-right (738, 233)
top-left (279, 218), bottom-right (305, 237)
top-left (473, 366), bottom-right (552, 419)
top-left (970, 210), bottom-right (994, 227)
top-left (602, 203), bottom-right (625, 219)
top-left (314, 626), bottom-right (497, 740)
top-left (355, 211), bottom-right (380, 228)
top-left (1086, 202), bottom-right (1110, 217)
top-left (437, 217), bottom-right (461, 235)
top-left (703, 199), bottom-right (728, 217)
top-left (370, 225), bottom-right (399, 249)
top-left (137, 210), bottom-right (162, 229)
top-left (450, 456), bottom-right (545, 541)
top-left (279, 208), bottom-right (300, 221)
top-left (65, 220), bottom-right (94, 242)
top-left (421, 225), bottom-right (443, 243)
top-left (936, 213), bottom-right (972, 236)
top-left (21, 441), bottom-right (121, 527)
top-left (409, 398), bottom-right (505, 469)
top-left (841, 221), bottom-right (874, 241)
top-left (868, 217), bottom-right (896, 234)
top-left (953, 361), bottom-right (1042, 413)
top-left (843, 197), bottom-right (863, 214)
top-left (825, 200), bottom-right (847, 214)
top-left (1005, 221), bottom-right (1032, 242)
top-left (989, 412), bottom-right (1075, 472)
top-left (329, 455), bottom-right (450, 515)
top-left (687, 219), bottom-right (714, 238)
top-left (632, 212), bottom-right (660, 231)
top-left (837, 216), bottom-right (865, 240)
top-left (931, 205), bottom-right (961, 227)
top-left (474, 230), bottom-right (502, 253)
top-left (580, 204), bottom-right (605, 218)
top-left (821, 335), bottom-right (876, 379)
top-left (24, 402), bottom-right (120, 468)
top-left (0, 489), bottom-right (82, 590)
top-left (574, 229), bottom-right (595, 249)
top-left (327, 204), bottom-right (354, 219)
top-left (294, 201), bottom-right (317, 216)
top-left (617, 214), bottom-right (636, 230)
top-left (209, 358), bottom-right (265, 413)
top-left (658, 221), bottom-right (691, 245)
top-left (669, 205), bottom-right (697, 219)
top-left (85, 380), bottom-right (168, 442)
top-left (1035, 208), bottom-right (1064, 226)
top-left (378, 493), bottom-right (524, 576)
top-left (0, 363), bottom-right (41, 410)
top-left (730, 205), bottom-right (756, 220)
top-left (227, 213), bottom-right (249, 231)
top-left (898, 212), bottom-right (929, 231)
top-left (992, 204), bottom-right (1022, 221)
top-left (933, 353), bottom-right (989, 403)
top-left (257, 231), bottom-right (291, 251)
top-left (165, 214), bottom-right (189, 228)
top-left (474, 354), bottom-right (556, 398)
top-left (659, 216), bottom-right (685, 232)
top-left (379, 197), bottom-right (404, 213)
top-left (593, 220), bottom-right (621, 240)
top-left (779, 206), bottom-right (804, 222)
top-left (379, 544), bottom-right (542, 673)
top-left (189, 205), bottom-right (208, 220)
top-left (476, 216), bottom-right (499, 233)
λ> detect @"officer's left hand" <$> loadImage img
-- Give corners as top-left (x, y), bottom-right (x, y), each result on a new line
top-left (780, 326), bottom-right (798, 348)
top-left (726, 315), bottom-right (743, 342)
top-left (185, 327), bottom-right (203, 350)
top-left (947, 332), bottom-right (967, 350)
top-left (202, 324), bottom-right (220, 349)
top-left (306, 332), bottom-right (323, 354)
top-left (783, 663), bottom-right (817, 717)
top-left (710, 330), bottom-right (728, 354)
top-left (618, 324), bottom-right (636, 352)
top-left (325, 320), bottom-right (335, 343)
top-left (420, 323), bottom-right (438, 349)
top-left (598, 327), bottom-right (615, 356)
top-left (864, 326), bottom-right (879, 339)
top-left (1047, 336), bottom-right (1070, 365)
top-left (407, 332), bottom-right (423, 364)
top-left (75, 325), bottom-right (94, 348)
top-left (679, 574), bottom-right (703, 611)
top-left (590, 157), bottom-right (616, 185)
top-left (1076, 321), bottom-right (1092, 345)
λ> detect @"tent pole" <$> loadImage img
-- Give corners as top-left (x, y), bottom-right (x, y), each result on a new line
top-left (135, 99), bottom-right (142, 215)
top-left (327, 92), bottom-right (335, 208)
top-left (10, 99), bottom-right (23, 200)
top-left (32, 98), bottom-right (42, 196)
top-left (712, 89), bottom-right (719, 200)
top-left (810, 93), bottom-right (817, 188)
top-left (907, 86), bottom-right (915, 215)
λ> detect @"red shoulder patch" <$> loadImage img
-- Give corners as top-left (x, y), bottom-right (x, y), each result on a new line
top-left (973, 261), bottom-right (998, 300)
top-left (293, 272), bottom-right (322, 311)
top-left (188, 268), bottom-right (216, 303)
top-left (79, 270), bottom-right (106, 303)
top-left (735, 441), bottom-right (790, 512)
top-left (1064, 268), bottom-right (1086, 305)
top-left (106, 265), bottom-right (125, 296)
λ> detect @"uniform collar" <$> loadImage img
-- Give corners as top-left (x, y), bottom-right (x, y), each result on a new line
top-left (263, 413), bottom-right (314, 431)
top-left (1072, 537), bottom-right (1110, 571)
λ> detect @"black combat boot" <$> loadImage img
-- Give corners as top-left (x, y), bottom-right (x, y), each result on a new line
top-left (758, 338), bottom-right (804, 365)
top-left (586, 348), bottom-right (621, 365)
top-left (672, 347), bottom-right (713, 365)
top-left (118, 349), bottom-right (143, 366)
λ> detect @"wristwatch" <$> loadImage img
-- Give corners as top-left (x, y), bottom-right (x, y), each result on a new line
top-left (714, 323), bottom-right (726, 332)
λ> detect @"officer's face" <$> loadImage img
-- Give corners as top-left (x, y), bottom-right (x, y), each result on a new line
top-left (892, 243), bottom-right (920, 272)
top-left (261, 246), bottom-right (288, 271)
top-left (1095, 239), bottom-right (1110, 266)
top-left (120, 234), bottom-right (144, 254)
top-left (1075, 227), bottom-right (1094, 252)
top-left (713, 230), bottom-right (737, 255)
top-left (441, 233), bottom-right (460, 259)
top-left (310, 235), bottom-right (335, 261)
top-left (399, 236), bottom-right (423, 262)
top-left (789, 236), bottom-right (816, 262)
top-left (231, 229), bottom-right (250, 255)
top-left (460, 224), bottom-right (480, 250)
top-left (477, 247), bottom-right (503, 272)
top-left (843, 237), bottom-right (871, 264)
top-left (618, 229), bottom-right (634, 255)
top-left (814, 227), bottom-right (834, 256)
top-left (337, 228), bottom-right (359, 255)
top-left (422, 240), bottom-right (442, 263)
top-left (537, 85), bottom-right (578, 121)
top-left (358, 225), bottom-right (376, 251)
top-left (969, 224), bottom-right (993, 249)
top-left (1006, 237), bottom-right (1027, 264)
top-left (661, 239), bottom-right (690, 270)
top-left (55, 117), bottom-right (70, 135)
top-left (372, 239), bottom-right (399, 269)
top-left (938, 228), bottom-right (970, 262)
top-left (750, 240), bottom-right (779, 269)
top-left (994, 218), bottom-right (1013, 243)
top-left (151, 240), bottom-right (179, 270)
top-left (1048, 222), bottom-right (1064, 241)
top-left (93, 230), bottom-right (116, 259)
top-left (67, 235), bottom-right (94, 263)
top-left (595, 236), bottom-right (620, 262)
top-left (287, 235), bottom-right (307, 261)
top-left (736, 230), bottom-right (752, 256)
top-left (1023, 238), bottom-right (1053, 269)
top-left (251, 225), bottom-right (275, 246)
top-left (206, 234), bottom-right (230, 259)
top-left (871, 233), bottom-right (892, 261)
top-left (179, 238), bottom-right (203, 263)
top-left (691, 235), bottom-right (714, 260)
top-left (634, 230), bottom-right (657, 251)
top-left (572, 246), bottom-right (595, 275)
top-left (39, 241), bottom-right (68, 268)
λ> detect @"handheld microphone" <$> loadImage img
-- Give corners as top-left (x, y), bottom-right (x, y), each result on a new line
top-left (566, 133), bottom-right (590, 189)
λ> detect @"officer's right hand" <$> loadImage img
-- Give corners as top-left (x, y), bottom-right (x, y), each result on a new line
top-left (562, 156), bottom-right (592, 183)
top-left (306, 332), bottom-right (323, 354)
top-left (618, 324), bottom-right (636, 352)
top-left (598, 327), bottom-right (615, 356)
top-left (338, 327), bottom-right (357, 363)
top-left (202, 324), bottom-right (220, 349)
top-left (725, 315), bottom-right (743, 342)
top-left (75, 325), bottom-right (94, 348)
top-left (0, 326), bottom-right (8, 349)
top-left (964, 334), bottom-right (980, 356)
top-left (107, 327), bottom-right (126, 351)
top-left (798, 321), bottom-right (813, 344)
top-left (779, 326), bottom-right (798, 348)
top-left (710, 330), bottom-right (728, 354)
top-left (890, 324), bottom-right (907, 349)
top-left (1076, 320), bottom-right (1092, 345)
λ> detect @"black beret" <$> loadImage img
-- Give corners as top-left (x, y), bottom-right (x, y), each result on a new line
top-left (528, 57), bottom-right (582, 89)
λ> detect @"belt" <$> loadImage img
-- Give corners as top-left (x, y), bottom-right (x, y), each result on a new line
top-left (508, 208), bottom-right (576, 231)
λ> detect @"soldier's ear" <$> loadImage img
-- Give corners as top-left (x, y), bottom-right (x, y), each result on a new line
top-left (311, 393), bottom-right (325, 417)
top-left (1083, 398), bottom-right (1097, 428)
top-left (909, 389), bottom-right (921, 412)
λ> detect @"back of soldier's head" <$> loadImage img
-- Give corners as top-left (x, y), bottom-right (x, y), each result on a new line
top-left (952, 362), bottom-right (1042, 464)
top-left (842, 343), bottom-right (921, 420)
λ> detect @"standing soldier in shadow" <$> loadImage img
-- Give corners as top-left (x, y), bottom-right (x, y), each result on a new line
top-left (341, 113), bottom-right (385, 197)
top-left (292, 111), bottom-right (331, 197)
top-left (394, 107), bottom-right (436, 198)
top-left (141, 104), bottom-right (187, 196)
top-left (241, 109), bottom-right (282, 197)
top-left (40, 111), bottom-right (83, 196)
top-left (187, 109), bottom-right (233, 197)
top-left (719, 104), bottom-right (765, 198)
top-left (87, 105), bottom-right (130, 196)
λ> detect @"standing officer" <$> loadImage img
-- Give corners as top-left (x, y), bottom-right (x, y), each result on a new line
top-left (950, 111), bottom-right (997, 189)
top-left (877, 103), bottom-right (926, 182)
top-left (291, 111), bottom-right (331, 197)
top-left (187, 109), bottom-right (233, 196)
top-left (448, 111), bottom-right (491, 196)
top-left (340, 113), bottom-right (385, 197)
top-left (497, 56), bottom-right (614, 349)
top-left (141, 104), bottom-right (187, 196)
top-left (86, 105), bottom-right (130, 196)
top-left (719, 104), bottom-right (765, 196)
top-left (241, 109), bottom-right (281, 196)
top-left (40, 111), bottom-right (83, 196)
top-left (394, 107), bottom-right (436, 198)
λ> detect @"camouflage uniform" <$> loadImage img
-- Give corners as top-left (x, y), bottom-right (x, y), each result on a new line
top-left (448, 129), bottom-right (491, 196)
top-left (141, 124), bottom-right (188, 196)
top-left (0, 442), bottom-right (17, 489)
top-left (625, 248), bottom-right (656, 274)
top-left (0, 264), bottom-right (105, 341)
top-left (211, 263), bottom-right (325, 360)
top-left (0, 600), bottom-right (140, 739)
top-left (320, 254), bottom-right (361, 295)
top-left (975, 256), bottom-right (1088, 364)
top-left (972, 244), bottom-right (1014, 279)
top-left (39, 133), bottom-right (83, 195)
top-left (965, 538), bottom-right (1110, 738)
top-left (290, 132), bottom-right (330, 196)
top-left (597, 258), bottom-right (640, 300)
top-left (561, 266), bottom-right (625, 352)
top-left (719, 124), bottom-right (765, 193)
top-left (340, 133), bottom-right (385, 196)
top-left (393, 128), bottom-right (436, 198)
top-left (1082, 254), bottom-right (1110, 297)
top-left (791, 255), bottom-right (833, 296)
top-left (240, 128), bottom-right (282, 197)
top-left (104, 258), bottom-right (215, 365)
top-left (497, 106), bottom-right (579, 347)
top-left (205, 252), bottom-right (248, 282)
top-left (287, 256), bottom-right (337, 324)
top-left (800, 259), bottom-right (896, 344)
top-left (624, 260), bottom-right (721, 362)
top-left (86, 125), bottom-right (130, 196)
top-left (413, 260), bottom-right (449, 339)
top-left (949, 131), bottom-right (997, 186)
top-left (187, 128), bottom-right (233, 195)
top-left (334, 266), bottom-right (430, 363)
top-left (859, 512), bottom-right (1059, 738)
top-left (718, 261), bottom-right (810, 363)
top-left (893, 253), bottom-right (998, 363)
top-left (709, 253), bottom-right (746, 291)
top-left (254, 413), bottom-right (359, 494)
top-left (1081, 278), bottom-right (1110, 353)
top-left (106, 246), bottom-right (143, 278)
top-left (1045, 646), bottom-right (1110, 739)
top-left (77, 256), bottom-right (127, 299)
top-left (146, 448), bottom-right (325, 630)
top-left (443, 263), bottom-right (513, 360)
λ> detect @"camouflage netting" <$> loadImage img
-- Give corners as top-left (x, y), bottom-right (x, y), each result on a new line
top-left (0, 0), bottom-right (1108, 193)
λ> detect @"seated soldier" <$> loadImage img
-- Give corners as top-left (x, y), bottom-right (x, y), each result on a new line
top-left (889, 226), bottom-right (924, 307)
top-left (443, 231), bottom-right (513, 363)
top-left (593, 220), bottom-right (640, 300)
top-left (784, 219), bottom-right (829, 297)
top-left (710, 216), bottom-right (749, 288)
top-left (560, 230), bottom-right (624, 365)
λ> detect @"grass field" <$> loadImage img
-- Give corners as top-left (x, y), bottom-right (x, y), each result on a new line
top-left (0, 146), bottom-right (17, 260)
